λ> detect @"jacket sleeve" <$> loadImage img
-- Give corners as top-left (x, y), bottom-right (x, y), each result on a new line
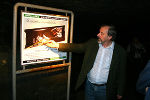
top-left (145, 88), bottom-right (150, 100)
top-left (58, 39), bottom-right (95, 53)
top-left (136, 60), bottom-right (150, 94)
top-left (117, 48), bottom-right (127, 96)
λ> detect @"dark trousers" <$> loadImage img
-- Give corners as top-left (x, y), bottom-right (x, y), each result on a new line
top-left (85, 79), bottom-right (106, 100)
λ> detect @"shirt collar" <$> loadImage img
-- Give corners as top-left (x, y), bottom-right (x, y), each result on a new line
top-left (99, 41), bottom-right (115, 49)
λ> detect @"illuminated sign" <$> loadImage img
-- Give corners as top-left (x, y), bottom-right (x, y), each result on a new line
top-left (21, 12), bottom-right (69, 65)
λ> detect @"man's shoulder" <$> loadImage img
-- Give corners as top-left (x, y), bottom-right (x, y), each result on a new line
top-left (114, 43), bottom-right (126, 53)
top-left (114, 43), bottom-right (125, 49)
top-left (142, 60), bottom-right (150, 73)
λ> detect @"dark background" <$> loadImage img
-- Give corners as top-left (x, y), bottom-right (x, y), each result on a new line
top-left (1, 0), bottom-right (150, 47)
top-left (0, 0), bottom-right (150, 100)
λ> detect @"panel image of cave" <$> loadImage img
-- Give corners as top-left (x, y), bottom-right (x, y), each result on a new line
top-left (24, 26), bottom-right (65, 48)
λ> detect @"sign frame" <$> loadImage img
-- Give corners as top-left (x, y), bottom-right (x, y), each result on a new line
top-left (21, 11), bottom-right (70, 65)
top-left (12, 2), bottom-right (74, 100)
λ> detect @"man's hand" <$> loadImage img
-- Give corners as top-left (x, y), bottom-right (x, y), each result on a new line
top-left (117, 95), bottom-right (122, 99)
top-left (45, 40), bottom-right (59, 48)
top-left (146, 87), bottom-right (149, 92)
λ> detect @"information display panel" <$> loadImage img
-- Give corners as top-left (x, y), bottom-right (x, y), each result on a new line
top-left (21, 12), bottom-right (69, 65)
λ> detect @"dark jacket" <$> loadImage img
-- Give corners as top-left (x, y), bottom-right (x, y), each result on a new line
top-left (59, 38), bottom-right (127, 100)
top-left (136, 60), bottom-right (150, 100)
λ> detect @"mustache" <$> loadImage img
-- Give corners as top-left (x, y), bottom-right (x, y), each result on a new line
top-left (97, 36), bottom-right (101, 40)
top-left (97, 37), bottom-right (102, 43)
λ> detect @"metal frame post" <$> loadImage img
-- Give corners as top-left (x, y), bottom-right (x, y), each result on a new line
top-left (13, 3), bottom-right (74, 100)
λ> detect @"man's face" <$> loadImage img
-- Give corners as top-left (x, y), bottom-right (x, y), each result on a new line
top-left (97, 26), bottom-right (112, 43)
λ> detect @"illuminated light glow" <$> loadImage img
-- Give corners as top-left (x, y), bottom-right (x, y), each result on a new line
top-left (34, 29), bottom-right (47, 31)
top-left (21, 11), bottom-right (69, 65)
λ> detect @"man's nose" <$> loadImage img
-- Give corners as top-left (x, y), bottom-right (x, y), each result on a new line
top-left (97, 33), bottom-right (100, 36)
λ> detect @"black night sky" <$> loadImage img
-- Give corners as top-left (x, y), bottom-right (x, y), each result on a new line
top-left (0, 0), bottom-right (150, 48)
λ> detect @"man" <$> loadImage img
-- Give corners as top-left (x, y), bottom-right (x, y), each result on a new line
top-left (46, 25), bottom-right (127, 100)
top-left (136, 60), bottom-right (150, 100)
